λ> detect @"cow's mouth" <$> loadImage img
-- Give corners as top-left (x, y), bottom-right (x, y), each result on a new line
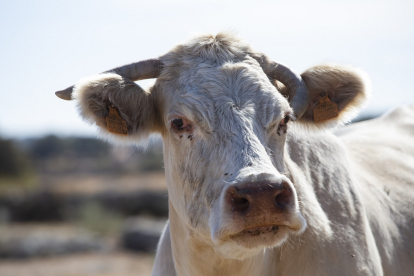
top-left (225, 224), bottom-right (289, 250)
top-left (233, 225), bottom-right (280, 237)
top-left (211, 215), bottom-right (306, 259)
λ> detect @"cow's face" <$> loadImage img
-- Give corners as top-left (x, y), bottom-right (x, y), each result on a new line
top-left (158, 56), bottom-right (306, 259)
top-left (64, 33), bottom-right (368, 260)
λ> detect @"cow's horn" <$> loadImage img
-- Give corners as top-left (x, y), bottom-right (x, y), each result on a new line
top-left (55, 58), bottom-right (163, 100)
top-left (267, 62), bottom-right (309, 119)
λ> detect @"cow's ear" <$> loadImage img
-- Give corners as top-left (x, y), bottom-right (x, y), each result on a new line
top-left (297, 65), bottom-right (370, 128)
top-left (73, 73), bottom-right (162, 143)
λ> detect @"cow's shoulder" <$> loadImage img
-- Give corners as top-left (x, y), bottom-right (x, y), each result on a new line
top-left (335, 105), bottom-right (414, 191)
top-left (336, 105), bottom-right (414, 176)
top-left (336, 105), bottom-right (414, 275)
top-left (336, 105), bottom-right (414, 141)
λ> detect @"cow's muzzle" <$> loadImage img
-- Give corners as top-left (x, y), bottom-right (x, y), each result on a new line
top-left (210, 175), bottom-right (306, 259)
top-left (220, 177), bottom-right (306, 243)
top-left (226, 181), bottom-right (293, 216)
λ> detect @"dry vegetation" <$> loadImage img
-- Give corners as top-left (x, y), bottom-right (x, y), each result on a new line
top-left (0, 136), bottom-right (166, 275)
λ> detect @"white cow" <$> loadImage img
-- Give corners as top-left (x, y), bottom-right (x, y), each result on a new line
top-left (56, 33), bottom-right (414, 275)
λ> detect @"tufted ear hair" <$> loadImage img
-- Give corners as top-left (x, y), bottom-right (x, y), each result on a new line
top-left (73, 73), bottom-right (162, 143)
top-left (297, 64), bottom-right (370, 128)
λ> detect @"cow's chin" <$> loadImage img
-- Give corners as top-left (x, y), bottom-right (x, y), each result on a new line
top-left (212, 225), bottom-right (292, 260)
top-left (211, 211), bottom-right (307, 260)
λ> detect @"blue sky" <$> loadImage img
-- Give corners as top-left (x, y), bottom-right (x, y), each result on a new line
top-left (1, 0), bottom-right (413, 138)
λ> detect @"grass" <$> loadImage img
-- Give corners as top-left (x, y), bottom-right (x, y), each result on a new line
top-left (0, 173), bottom-right (39, 195)
top-left (75, 202), bottom-right (124, 236)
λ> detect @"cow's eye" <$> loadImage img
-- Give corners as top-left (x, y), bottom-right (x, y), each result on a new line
top-left (170, 117), bottom-right (193, 134)
top-left (172, 118), bottom-right (184, 129)
top-left (277, 115), bottom-right (290, 136)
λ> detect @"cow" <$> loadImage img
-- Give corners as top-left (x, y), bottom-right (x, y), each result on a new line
top-left (55, 32), bottom-right (414, 276)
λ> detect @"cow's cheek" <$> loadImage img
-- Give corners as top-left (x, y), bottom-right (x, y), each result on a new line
top-left (163, 142), bottom-right (192, 221)
top-left (266, 133), bottom-right (287, 172)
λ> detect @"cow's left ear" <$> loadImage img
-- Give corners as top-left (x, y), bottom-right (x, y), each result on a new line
top-left (297, 65), bottom-right (370, 128)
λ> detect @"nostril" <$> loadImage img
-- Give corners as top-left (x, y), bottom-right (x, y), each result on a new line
top-left (232, 196), bottom-right (250, 212)
top-left (274, 187), bottom-right (292, 210)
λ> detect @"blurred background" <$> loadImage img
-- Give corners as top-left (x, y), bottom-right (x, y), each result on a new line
top-left (0, 0), bottom-right (413, 275)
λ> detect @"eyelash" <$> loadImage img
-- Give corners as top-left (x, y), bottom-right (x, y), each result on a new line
top-left (266, 115), bottom-right (290, 132)
top-left (276, 115), bottom-right (290, 136)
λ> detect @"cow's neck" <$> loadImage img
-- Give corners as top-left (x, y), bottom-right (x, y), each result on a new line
top-left (271, 132), bottom-right (378, 275)
top-left (168, 202), bottom-right (275, 276)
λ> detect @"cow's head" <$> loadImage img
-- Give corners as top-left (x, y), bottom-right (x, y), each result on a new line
top-left (56, 33), bottom-right (369, 259)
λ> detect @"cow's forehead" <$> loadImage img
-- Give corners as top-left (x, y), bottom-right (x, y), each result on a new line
top-left (159, 43), bottom-right (290, 130)
top-left (181, 60), bottom-right (288, 128)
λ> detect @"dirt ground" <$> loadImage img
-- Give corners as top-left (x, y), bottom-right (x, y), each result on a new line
top-left (0, 252), bottom-right (154, 276)
top-left (0, 172), bottom-right (166, 276)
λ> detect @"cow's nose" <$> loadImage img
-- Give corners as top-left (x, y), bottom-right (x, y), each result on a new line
top-left (226, 181), bottom-right (293, 214)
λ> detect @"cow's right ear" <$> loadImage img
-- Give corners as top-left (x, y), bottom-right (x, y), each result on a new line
top-left (72, 73), bottom-right (162, 143)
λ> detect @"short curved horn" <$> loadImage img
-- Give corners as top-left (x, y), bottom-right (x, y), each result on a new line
top-left (55, 58), bottom-right (163, 100)
top-left (265, 61), bottom-right (309, 119)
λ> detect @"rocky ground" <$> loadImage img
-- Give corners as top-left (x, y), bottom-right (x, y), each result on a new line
top-left (0, 219), bottom-right (165, 275)
top-left (0, 252), bottom-right (154, 276)
top-left (0, 172), bottom-right (168, 276)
